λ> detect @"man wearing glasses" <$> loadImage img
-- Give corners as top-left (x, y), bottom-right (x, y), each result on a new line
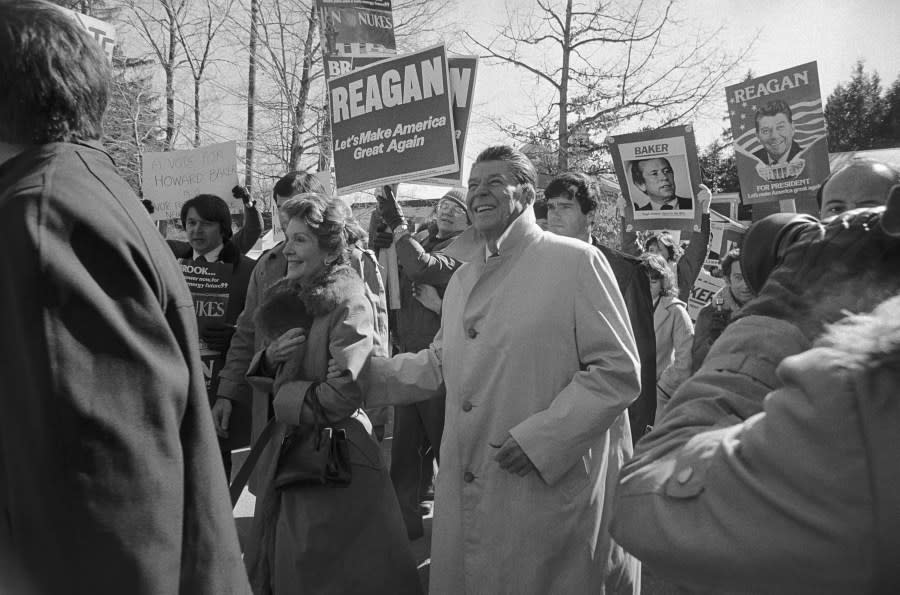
top-left (373, 186), bottom-right (468, 540)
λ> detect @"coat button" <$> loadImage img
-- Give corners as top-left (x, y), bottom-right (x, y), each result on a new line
top-left (676, 467), bottom-right (693, 484)
top-left (462, 401), bottom-right (473, 412)
top-left (467, 328), bottom-right (478, 339)
top-left (463, 471), bottom-right (475, 483)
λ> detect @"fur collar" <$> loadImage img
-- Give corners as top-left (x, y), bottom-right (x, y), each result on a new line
top-left (254, 264), bottom-right (363, 342)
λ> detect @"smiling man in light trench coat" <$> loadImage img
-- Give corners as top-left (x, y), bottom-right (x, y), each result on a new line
top-left (367, 145), bottom-right (642, 594)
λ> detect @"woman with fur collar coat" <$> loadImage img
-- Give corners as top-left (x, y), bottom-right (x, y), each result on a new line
top-left (243, 194), bottom-right (421, 595)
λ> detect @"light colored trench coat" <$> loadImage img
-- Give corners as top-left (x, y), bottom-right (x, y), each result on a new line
top-left (370, 210), bottom-right (642, 594)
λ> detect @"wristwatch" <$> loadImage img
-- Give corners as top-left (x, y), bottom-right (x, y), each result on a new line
top-left (392, 223), bottom-right (410, 241)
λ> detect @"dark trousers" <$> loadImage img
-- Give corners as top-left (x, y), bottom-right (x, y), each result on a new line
top-left (390, 397), bottom-right (445, 540)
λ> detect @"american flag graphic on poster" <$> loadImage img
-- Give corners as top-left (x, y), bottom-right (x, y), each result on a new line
top-left (726, 62), bottom-right (831, 205)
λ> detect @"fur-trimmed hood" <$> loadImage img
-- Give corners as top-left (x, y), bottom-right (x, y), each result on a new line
top-left (255, 264), bottom-right (365, 342)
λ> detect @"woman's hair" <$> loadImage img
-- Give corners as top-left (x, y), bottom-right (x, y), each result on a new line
top-left (642, 253), bottom-right (677, 297)
top-left (644, 232), bottom-right (682, 262)
top-left (280, 193), bottom-right (365, 258)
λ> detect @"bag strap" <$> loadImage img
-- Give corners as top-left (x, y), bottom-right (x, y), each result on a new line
top-left (229, 417), bottom-right (279, 507)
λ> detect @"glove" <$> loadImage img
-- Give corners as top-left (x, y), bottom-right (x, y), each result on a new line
top-left (738, 206), bottom-right (900, 340)
top-left (370, 224), bottom-right (393, 250)
top-left (232, 185), bottom-right (251, 205)
top-left (376, 184), bottom-right (405, 230)
top-left (201, 322), bottom-right (236, 353)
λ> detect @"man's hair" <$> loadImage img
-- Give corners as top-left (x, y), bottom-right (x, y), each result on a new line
top-left (721, 248), bottom-right (741, 279)
top-left (532, 198), bottom-right (548, 219)
top-left (815, 158), bottom-right (900, 208)
top-left (474, 145), bottom-right (537, 188)
top-left (754, 100), bottom-right (793, 131)
top-left (281, 193), bottom-right (364, 256)
top-left (544, 172), bottom-right (599, 214)
top-left (0, 0), bottom-right (110, 144)
top-left (273, 171), bottom-right (328, 199)
top-left (180, 194), bottom-right (233, 242)
top-left (630, 158), bottom-right (672, 188)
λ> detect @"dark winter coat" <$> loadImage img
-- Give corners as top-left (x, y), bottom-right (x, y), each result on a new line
top-left (0, 142), bottom-right (248, 594)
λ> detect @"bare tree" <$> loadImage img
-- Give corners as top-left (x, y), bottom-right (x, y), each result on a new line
top-left (467, 0), bottom-right (755, 173)
top-left (244, 0), bottom-right (259, 190)
top-left (126, 0), bottom-right (189, 149)
top-left (175, 0), bottom-right (235, 147)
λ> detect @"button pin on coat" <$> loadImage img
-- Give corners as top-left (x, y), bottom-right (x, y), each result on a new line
top-left (463, 471), bottom-right (475, 483)
top-left (462, 401), bottom-right (473, 412)
top-left (467, 328), bottom-right (478, 339)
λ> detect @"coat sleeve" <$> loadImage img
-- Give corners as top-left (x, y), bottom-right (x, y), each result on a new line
top-left (657, 304), bottom-right (694, 398)
top-left (622, 263), bottom-right (657, 437)
top-left (230, 202), bottom-right (264, 255)
top-left (395, 234), bottom-right (462, 285)
top-left (271, 295), bottom-right (375, 425)
top-left (366, 329), bottom-right (446, 407)
top-left (510, 249), bottom-right (641, 485)
top-left (619, 216), bottom-right (642, 257)
top-left (677, 213), bottom-right (710, 302)
top-left (611, 349), bottom-right (876, 594)
top-left (216, 260), bottom-right (262, 405)
top-left (690, 303), bottom-right (714, 374)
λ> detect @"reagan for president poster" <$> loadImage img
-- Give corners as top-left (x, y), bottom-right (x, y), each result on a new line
top-left (726, 62), bottom-right (830, 205)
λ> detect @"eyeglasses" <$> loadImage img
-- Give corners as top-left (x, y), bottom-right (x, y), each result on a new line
top-left (437, 201), bottom-right (466, 216)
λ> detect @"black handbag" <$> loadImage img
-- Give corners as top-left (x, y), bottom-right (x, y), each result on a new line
top-left (273, 394), bottom-right (352, 489)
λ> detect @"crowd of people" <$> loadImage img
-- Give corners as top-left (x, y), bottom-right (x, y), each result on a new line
top-left (2, 2), bottom-right (900, 594)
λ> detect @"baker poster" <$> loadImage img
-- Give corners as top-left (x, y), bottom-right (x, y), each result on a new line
top-left (610, 125), bottom-right (702, 232)
top-left (726, 62), bottom-right (830, 204)
top-left (180, 259), bottom-right (232, 394)
top-left (317, 0), bottom-right (395, 57)
top-left (141, 141), bottom-right (239, 220)
top-left (328, 44), bottom-right (458, 193)
top-left (420, 55), bottom-right (479, 186)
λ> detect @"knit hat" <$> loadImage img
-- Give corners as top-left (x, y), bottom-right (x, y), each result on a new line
top-left (439, 188), bottom-right (470, 222)
top-left (740, 213), bottom-right (819, 294)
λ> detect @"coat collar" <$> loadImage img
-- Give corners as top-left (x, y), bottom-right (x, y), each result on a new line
top-left (443, 208), bottom-right (541, 264)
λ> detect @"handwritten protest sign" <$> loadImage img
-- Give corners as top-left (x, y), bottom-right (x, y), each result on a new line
top-left (420, 56), bottom-right (479, 186)
top-left (180, 260), bottom-right (232, 394)
top-left (610, 125), bottom-right (702, 232)
top-left (686, 270), bottom-right (726, 323)
top-left (727, 62), bottom-right (830, 205)
top-left (317, 0), bottom-right (395, 57)
top-left (141, 141), bottom-right (238, 221)
top-left (61, 7), bottom-right (116, 62)
top-left (328, 44), bottom-right (458, 193)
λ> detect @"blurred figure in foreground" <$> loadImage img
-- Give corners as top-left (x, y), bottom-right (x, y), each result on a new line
top-left (613, 200), bottom-right (900, 594)
top-left (0, 2), bottom-right (247, 592)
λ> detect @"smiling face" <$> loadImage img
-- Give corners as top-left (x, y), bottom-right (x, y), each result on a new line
top-left (435, 198), bottom-right (469, 236)
top-left (283, 218), bottom-right (330, 283)
top-left (185, 207), bottom-right (224, 256)
top-left (636, 158), bottom-right (676, 202)
top-left (466, 160), bottom-right (529, 241)
top-left (727, 261), bottom-right (754, 305)
top-left (546, 193), bottom-right (593, 241)
top-left (756, 112), bottom-right (794, 162)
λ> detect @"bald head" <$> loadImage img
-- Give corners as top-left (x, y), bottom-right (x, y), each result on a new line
top-left (819, 159), bottom-right (900, 220)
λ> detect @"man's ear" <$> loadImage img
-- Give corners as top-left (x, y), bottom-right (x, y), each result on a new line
top-left (519, 183), bottom-right (536, 205)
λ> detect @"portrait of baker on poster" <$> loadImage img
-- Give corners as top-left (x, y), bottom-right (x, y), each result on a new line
top-left (727, 61), bottom-right (830, 204)
top-left (610, 125), bottom-right (701, 231)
